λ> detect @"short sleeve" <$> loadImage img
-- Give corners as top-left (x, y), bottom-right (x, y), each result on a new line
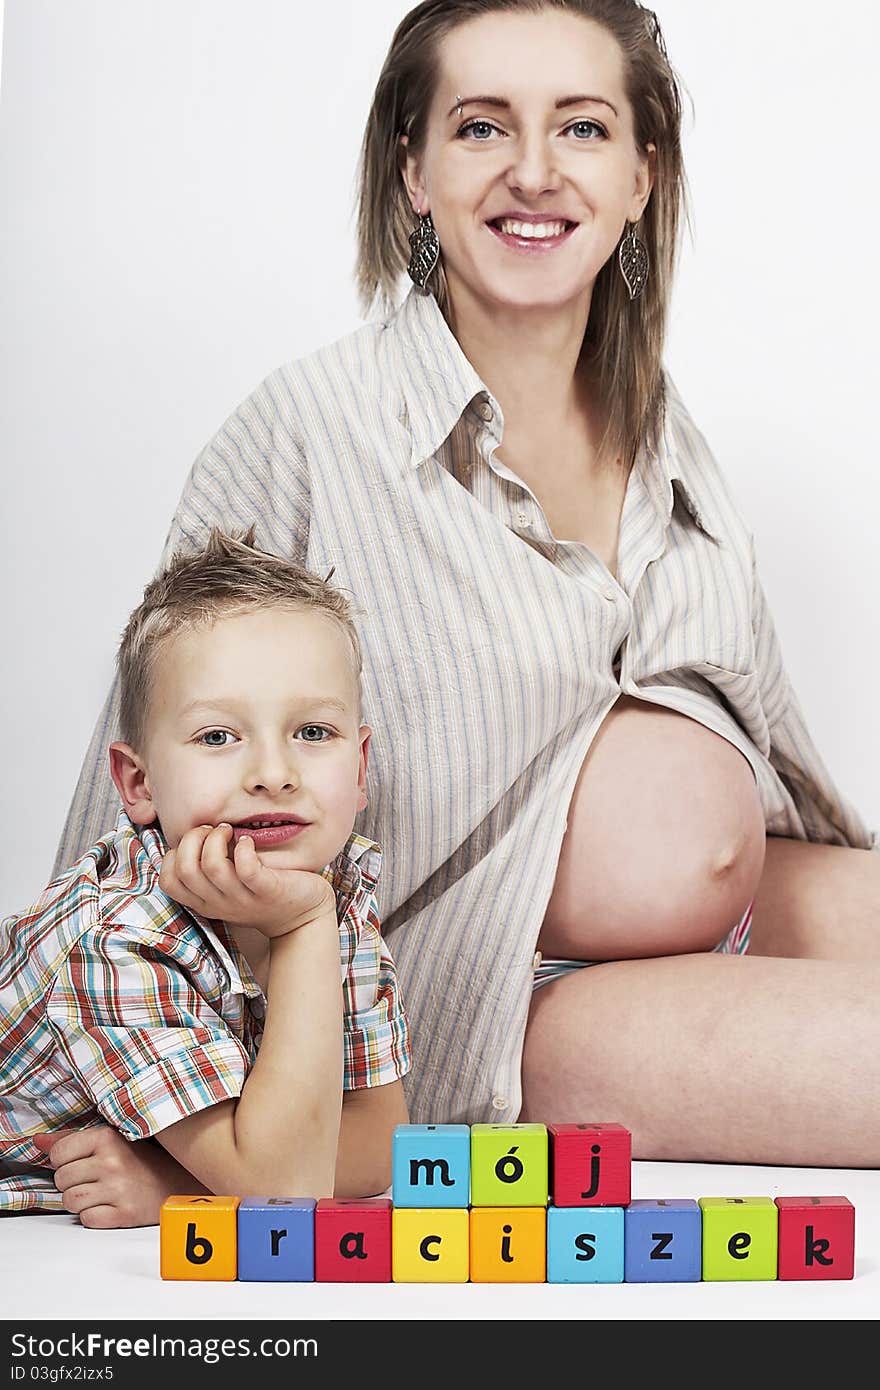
top-left (340, 900), bottom-right (411, 1091)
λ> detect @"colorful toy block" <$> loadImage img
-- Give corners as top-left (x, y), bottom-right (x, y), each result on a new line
top-left (469, 1206), bottom-right (546, 1283)
top-left (314, 1197), bottom-right (392, 1282)
top-left (548, 1122), bottom-right (631, 1206)
top-left (237, 1198), bottom-right (316, 1281)
top-left (469, 1122), bottom-right (549, 1206)
top-left (775, 1197), bottom-right (855, 1280)
top-left (159, 1194), bottom-right (239, 1281)
top-left (624, 1199), bottom-right (702, 1282)
top-left (392, 1123), bottom-right (471, 1207)
top-left (391, 1207), bottom-right (470, 1282)
top-left (547, 1204), bottom-right (624, 1283)
top-left (699, 1197), bottom-right (778, 1281)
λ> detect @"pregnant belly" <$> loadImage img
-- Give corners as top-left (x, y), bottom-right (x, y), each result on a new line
top-left (538, 694), bottom-right (767, 961)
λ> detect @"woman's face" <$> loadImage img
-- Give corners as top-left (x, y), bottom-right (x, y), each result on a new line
top-left (401, 7), bottom-right (655, 322)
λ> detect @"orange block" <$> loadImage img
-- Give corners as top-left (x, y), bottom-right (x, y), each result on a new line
top-left (469, 1206), bottom-right (546, 1283)
top-left (160, 1195), bottom-right (240, 1280)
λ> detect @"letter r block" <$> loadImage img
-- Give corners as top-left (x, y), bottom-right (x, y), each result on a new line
top-left (314, 1197), bottom-right (392, 1282)
top-left (548, 1122), bottom-right (631, 1207)
top-left (237, 1198), bottom-right (316, 1281)
top-left (392, 1123), bottom-right (471, 1207)
top-left (699, 1197), bottom-right (778, 1281)
top-left (775, 1197), bottom-right (855, 1280)
top-left (470, 1123), bottom-right (549, 1206)
top-left (160, 1195), bottom-right (239, 1281)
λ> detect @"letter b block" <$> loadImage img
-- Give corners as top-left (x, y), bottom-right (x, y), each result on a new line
top-left (160, 1195), bottom-right (239, 1281)
top-left (548, 1122), bottom-right (631, 1206)
top-left (237, 1198), bottom-right (316, 1281)
top-left (314, 1197), bottom-right (392, 1282)
top-left (470, 1123), bottom-right (548, 1206)
top-left (392, 1123), bottom-right (471, 1207)
top-left (775, 1197), bottom-right (855, 1280)
top-left (699, 1197), bottom-right (778, 1281)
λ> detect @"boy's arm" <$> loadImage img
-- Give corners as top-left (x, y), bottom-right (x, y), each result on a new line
top-left (334, 1079), bottom-right (409, 1198)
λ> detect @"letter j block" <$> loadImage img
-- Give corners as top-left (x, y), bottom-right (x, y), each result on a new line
top-left (775, 1197), bottom-right (855, 1280)
top-left (392, 1123), bottom-right (471, 1207)
top-left (160, 1195), bottom-right (239, 1280)
top-left (548, 1122), bottom-right (631, 1206)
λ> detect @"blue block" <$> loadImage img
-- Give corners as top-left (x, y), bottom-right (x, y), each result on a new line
top-left (392, 1124), bottom-right (471, 1208)
top-left (237, 1198), bottom-right (316, 1281)
top-left (546, 1205), bottom-right (624, 1283)
top-left (624, 1199), bottom-right (702, 1282)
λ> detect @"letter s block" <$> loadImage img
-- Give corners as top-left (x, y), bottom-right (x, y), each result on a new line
top-left (160, 1195), bottom-right (239, 1281)
top-left (470, 1123), bottom-right (548, 1206)
top-left (392, 1123), bottom-right (471, 1208)
top-left (699, 1197), bottom-right (778, 1281)
top-left (314, 1197), bottom-right (392, 1282)
top-left (548, 1122), bottom-right (631, 1207)
top-left (392, 1208), bottom-right (470, 1282)
top-left (775, 1197), bottom-right (855, 1280)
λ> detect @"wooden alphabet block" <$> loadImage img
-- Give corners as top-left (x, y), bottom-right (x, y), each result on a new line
top-left (699, 1197), bottom-right (778, 1281)
top-left (624, 1199), bottom-right (701, 1282)
top-left (391, 1207), bottom-right (470, 1283)
top-left (548, 1122), bottom-right (631, 1207)
top-left (314, 1197), bottom-right (392, 1282)
top-left (160, 1195), bottom-right (239, 1281)
top-left (775, 1197), bottom-right (855, 1280)
top-left (469, 1206), bottom-right (547, 1283)
top-left (237, 1198), bottom-right (316, 1282)
top-left (392, 1123), bottom-right (471, 1208)
top-left (547, 1204), bottom-right (624, 1283)
top-left (470, 1122), bottom-right (548, 1206)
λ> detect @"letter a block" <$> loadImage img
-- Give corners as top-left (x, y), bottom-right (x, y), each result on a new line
top-left (624, 1199), bottom-right (701, 1282)
top-left (237, 1198), bottom-right (316, 1281)
top-left (160, 1195), bottom-right (239, 1281)
top-left (547, 1204), bottom-right (624, 1283)
top-left (699, 1197), bottom-right (778, 1281)
top-left (548, 1122), bottom-right (631, 1207)
top-left (469, 1207), bottom-right (546, 1283)
top-left (314, 1197), bottom-right (392, 1282)
top-left (392, 1208), bottom-right (470, 1283)
top-left (775, 1197), bottom-right (855, 1281)
top-left (392, 1123), bottom-right (471, 1208)
top-left (470, 1123), bottom-right (548, 1206)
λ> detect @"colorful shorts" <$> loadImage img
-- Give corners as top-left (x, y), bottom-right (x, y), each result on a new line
top-left (531, 898), bottom-right (753, 992)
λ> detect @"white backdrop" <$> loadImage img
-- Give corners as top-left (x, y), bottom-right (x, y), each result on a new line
top-left (1, 0), bottom-right (877, 911)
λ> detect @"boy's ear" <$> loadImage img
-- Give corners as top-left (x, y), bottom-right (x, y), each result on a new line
top-left (356, 725), bottom-right (372, 812)
top-left (109, 742), bottom-right (158, 826)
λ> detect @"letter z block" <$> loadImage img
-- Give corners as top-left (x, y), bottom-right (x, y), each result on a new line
top-left (314, 1197), bottom-right (392, 1282)
top-left (470, 1206), bottom-right (546, 1283)
top-left (624, 1199), bottom-right (701, 1282)
top-left (392, 1123), bottom-right (471, 1207)
top-left (470, 1123), bottom-right (548, 1206)
top-left (775, 1197), bottom-right (855, 1280)
top-left (392, 1207), bottom-right (470, 1282)
top-left (699, 1197), bottom-right (778, 1281)
top-left (548, 1122), bottom-right (631, 1207)
top-left (160, 1195), bottom-right (239, 1281)
top-left (237, 1198), bottom-right (316, 1281)
top-left (547, 1204), bottom-right (624, 1283)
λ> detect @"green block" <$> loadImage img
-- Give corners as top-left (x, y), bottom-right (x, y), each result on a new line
top-left (699, 1197), bottom-right (779, 1280)
top-left (470, 1123), bottom-right (549, 1206)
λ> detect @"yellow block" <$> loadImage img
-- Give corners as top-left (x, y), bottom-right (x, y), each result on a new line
top-left (392, 1208), bottom-right (470, 1282)
top-left (160, 1195), bottom-right (240, 1281)
top-left (469, 1207), bottom-right (546, 1283)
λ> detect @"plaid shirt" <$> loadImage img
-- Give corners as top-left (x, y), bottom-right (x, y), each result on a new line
top-left (0, 810), bottom-right (410, 1212)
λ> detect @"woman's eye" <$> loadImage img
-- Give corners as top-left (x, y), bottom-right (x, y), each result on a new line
top-left (297, 725), bottom-right (331, 743)
top-left (198, 730), bottom-right (236, 747)
top-left (568, 119), bottom-right (606, 140)
top-left (458, 119), bottom-right (499, 141)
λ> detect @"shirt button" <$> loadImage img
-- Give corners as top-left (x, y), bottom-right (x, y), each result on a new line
top-left (479, 401), bottom-right (494, 421)
top-left (601, 587), bottom-right (617, 602)
top-left (532, 950), bottom-right (542, 970)
top-left (517, 511), bottom-right (531, 528)
top-left (491, 1095), bottom-right (508, 1112)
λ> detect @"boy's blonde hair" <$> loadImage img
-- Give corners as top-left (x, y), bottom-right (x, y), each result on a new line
top-left (117, 526), bottom-right (364, 753)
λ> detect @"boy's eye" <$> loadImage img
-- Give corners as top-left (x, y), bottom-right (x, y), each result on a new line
top-left (297, 725), bottom-right (331, 742)
top-left (198, 730), bottom-right (236, 747)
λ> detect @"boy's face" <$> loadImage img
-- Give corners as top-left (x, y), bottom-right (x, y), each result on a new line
top-left (111, 605), bottom-right (370, 874)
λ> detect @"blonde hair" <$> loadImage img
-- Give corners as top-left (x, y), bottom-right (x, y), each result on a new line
top-left (355, 0), bottom-right (692, 469)
top-left (117, 526), bottom-right (363, 752)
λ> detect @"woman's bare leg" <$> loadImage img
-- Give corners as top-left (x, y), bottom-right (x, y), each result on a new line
top-left (520, 952), bottom-right (880, 1166)
top-left (750, 836), bottom-right (880, 959)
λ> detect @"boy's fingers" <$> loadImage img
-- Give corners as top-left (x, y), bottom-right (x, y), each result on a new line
top-left (233, 834), bottom-right (270, 888)
top-left (34, 1130), bottom-right (95, 1167)
top-left (199, 824), bottom-right (243, 893)
top-left (165, 827), bottom-right (215, 905)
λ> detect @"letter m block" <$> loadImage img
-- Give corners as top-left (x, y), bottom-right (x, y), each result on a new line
top-left (392, 1123), bottom-right (471, 1207)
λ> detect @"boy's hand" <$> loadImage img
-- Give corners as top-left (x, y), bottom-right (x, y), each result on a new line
top-left (159, 823), bottom-right (336, 938)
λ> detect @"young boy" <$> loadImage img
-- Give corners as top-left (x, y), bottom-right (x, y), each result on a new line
top-left (0, 527), bottom-right (410, 1226)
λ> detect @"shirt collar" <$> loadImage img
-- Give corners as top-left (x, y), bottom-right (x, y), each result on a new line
top-left (652, 374), bottom-right (724, 542)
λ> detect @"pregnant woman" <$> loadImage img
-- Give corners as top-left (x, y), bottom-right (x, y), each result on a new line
top-left (55, 0), bottom-right (880, 1171)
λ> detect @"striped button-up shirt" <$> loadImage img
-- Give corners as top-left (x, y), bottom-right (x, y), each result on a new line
top-left (52, 286), bottom-right (876, 1130)
top-left (1, 811), bottom-right (410, 1212)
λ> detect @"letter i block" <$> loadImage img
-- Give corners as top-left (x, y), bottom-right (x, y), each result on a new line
top-left (548, 1122), bottom-right (631, 1207)
top-left (160, 1195), bottom-right (239, 1280)
top-left (314, 1197), bottom-right (392, 1282)
top-left (547, 1204), bottom-right (624, 1283)
top-left (775, 1197), bottom-right (855, 1281)
top-left (470, 1123), bottom-right (548, 1206)
top-left (237, 1198), bottom-right (316, 1281)
top-left (392, 1208), bottom-right (470, 1283)
top-left (470, 1207), bottom-right (547, 1283)
top-left (392, 1123), bottom-right (471, 1208)
top-left (699, 1197), bottom-right (778, 1281)
top-left (624, 1200), bottom-right (701, 1282)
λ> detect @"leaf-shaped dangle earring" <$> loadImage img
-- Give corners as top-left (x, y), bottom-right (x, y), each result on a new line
top-left (618, 220), bottom-right (649, 300)
top-left (407, 208), bottom-right (441, 290)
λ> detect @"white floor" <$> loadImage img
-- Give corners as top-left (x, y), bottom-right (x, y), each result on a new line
top-left (3, 1158), bottom-right (878, 1321)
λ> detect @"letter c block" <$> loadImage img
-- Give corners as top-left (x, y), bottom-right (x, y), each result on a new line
top-left (699, 1197), bottom-right (778, 1280)
top-left (391, 1207), bottom-right (470, 1282)
top-left (159, 1195), bottom-right (239, 1280)
top-left (314, 1197), bottom-right (392, 1282)
top-left (470, 1123), bottom-right (548, 1206)
top-left (392, 1123), bottom-right (471, 1207)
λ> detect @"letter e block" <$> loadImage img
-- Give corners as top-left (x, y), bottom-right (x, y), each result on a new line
top-left (392, 1123), bottom-right (471, 1208)
top-left (160, 1195), bottom-right (239, 1281)
top-left (548, 1122), bottom-right (631, 1206)
top-left (699, 1197), bottom-right (778, 1281)
top-left (314, 1197), bottom-right (392, 1282)
top-left (470, 1206), bottom-right (546, 1283)
top-left (237, 1198), bottom-right (316, 1281)
top-left (392, 1208), bottom-right (470, 1282)
top-left (775, 1197), bottom-right (855, 1280)
top-left (470, 1123), bottom-right (548, 1206)
top-left (624, 1199), bottom-right (701, 1282)
top-left (547, 1204), bottom-right (624, 1283)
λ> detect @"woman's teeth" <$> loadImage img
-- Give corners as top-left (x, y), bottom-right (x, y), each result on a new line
top-left (495, 219), bottom-right (570, 239)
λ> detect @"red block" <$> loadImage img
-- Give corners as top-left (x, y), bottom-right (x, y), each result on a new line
top-left (775, 1197), bottom-right (855, 1280)
top-left (314, 1197), bottom-right (392, 1282)
top-left (548, 1122), bottom-right (631, 1207)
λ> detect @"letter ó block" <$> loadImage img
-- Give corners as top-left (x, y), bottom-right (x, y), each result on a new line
top-left (237, 1198), bottom-right (316, 1282)
top-left (469, 1206), bottom-right (547, 1283)
top-left (548, 1122), bottom-right (631, 1207)
top-left (160, 1195), bottom-right (239, 1281)
top-left (392, 1123), bottom-right (471, 1208)
top-left (699, 1197), bottom-right (778, 1281)
top-left (314, 1197), bottom-right (392, 1282)
top-left (547, 1204), bottom-right (624, 1283)
top-left (470, 1122), bottom-right (548, 1206)
top-left (392, 1208), bottom-right (470, 1282)
top-left (775, 1197), bottom-right (855, 1280)
top-left (624, 1199), bottom-right (701, 1282)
